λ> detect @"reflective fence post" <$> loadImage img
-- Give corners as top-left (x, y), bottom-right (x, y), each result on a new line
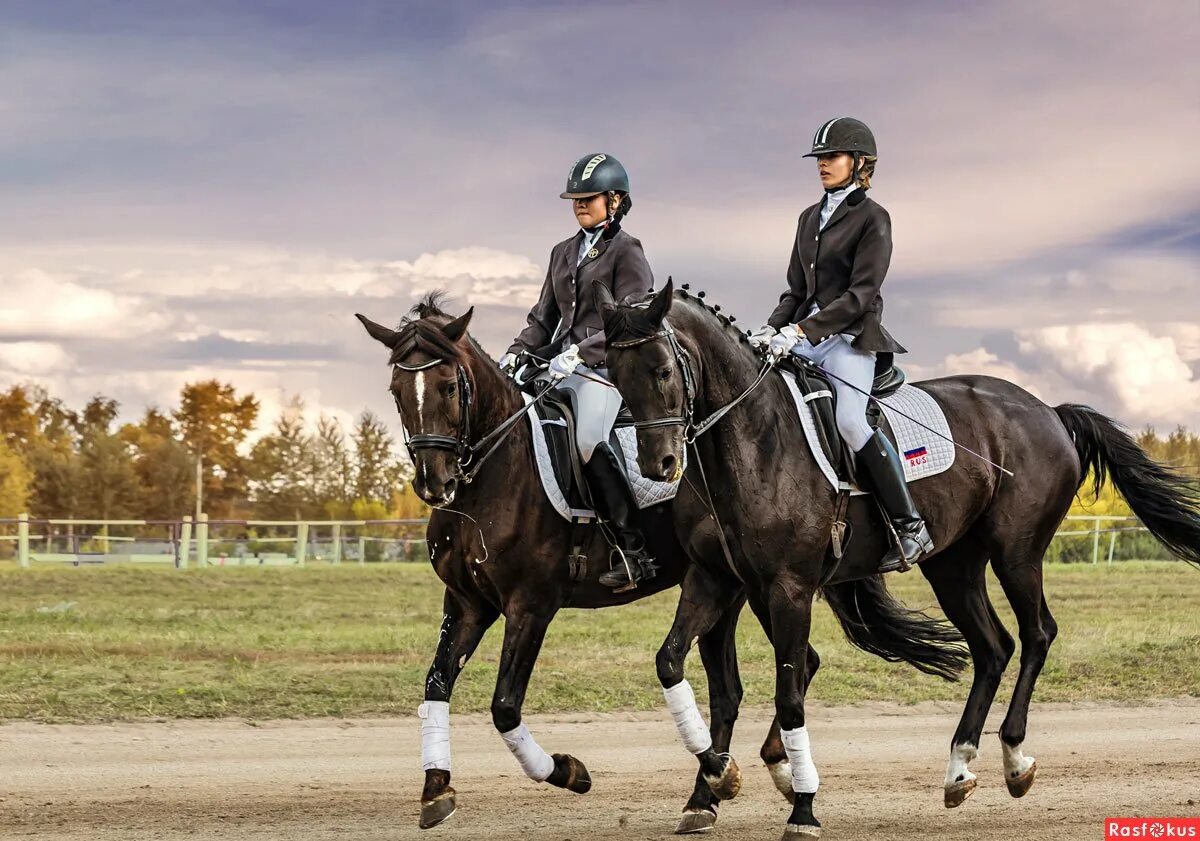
top-left (1091, 518), bottom-right (1101, 565)
top-left (295, 522), bottom-right (308, 566)
top-left (17, 512), bottom-right (29, 569)
top-left (331, 523), bottom-right (342, 565)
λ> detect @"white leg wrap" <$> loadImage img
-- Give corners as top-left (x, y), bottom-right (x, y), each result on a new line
top-left (781, 726), bottom-right (820, 794)
top-left (945, 741), bottom-right (978, 786)
top-left (418, 701), bottom-right (451, 772)
top-left (663, 680), bottom-right (713, 755)
top-left (1002, 740), bottom-right (1035, 778)
top-left (500, 722), bottom-right (555, 782)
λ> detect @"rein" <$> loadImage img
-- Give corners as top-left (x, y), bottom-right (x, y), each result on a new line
top-left (393, 357), bottom-right (554, 484)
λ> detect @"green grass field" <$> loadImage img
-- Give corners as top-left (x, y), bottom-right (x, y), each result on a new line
top-left (1, 562), bottom-right (1197, 722)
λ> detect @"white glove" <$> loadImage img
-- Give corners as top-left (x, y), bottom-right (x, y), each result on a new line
top-left (498, 352), bottom-right (519, 376)
top-left (548, 345), bottom-right (583, 381)
top-left (768, 324), bottom-right (803, 358)
top-left (748, 325), bottom-right (777, 350)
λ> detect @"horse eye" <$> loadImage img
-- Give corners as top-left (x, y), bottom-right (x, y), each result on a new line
top-left (446, 383), bottom-right (457, 397)
top-left (657, 367), bottom-right (672, 381)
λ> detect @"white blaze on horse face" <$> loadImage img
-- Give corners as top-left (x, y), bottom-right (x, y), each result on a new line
top-left (414, 370), bottom-right (427, 433)
top-left (1002, 740), bottom-right (1035, 779)
top-left (945, 741), bottom-right (978, 786)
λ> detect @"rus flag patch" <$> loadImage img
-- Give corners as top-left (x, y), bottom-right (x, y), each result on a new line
top-left (904, 446), bottom-right (928, 463)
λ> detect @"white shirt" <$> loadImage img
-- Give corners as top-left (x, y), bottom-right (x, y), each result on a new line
top-left (819, 184), bottom-right (857, 230)
top-left (577, 224), bottom-right (607, 266)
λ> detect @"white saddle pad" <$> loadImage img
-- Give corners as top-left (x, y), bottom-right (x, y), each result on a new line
top-left (780, 372), bottom-right (955, 494)
top-left (523, 393), bottom-right (682, 522)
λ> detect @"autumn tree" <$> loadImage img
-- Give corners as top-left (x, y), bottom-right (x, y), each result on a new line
top-left (174, 380), bottom-right (258, 517)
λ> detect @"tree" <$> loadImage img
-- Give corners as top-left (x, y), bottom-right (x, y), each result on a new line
top-left (173, 381), bottom-right (258, 517)
top-left (351, 410), bottom-right (408, 504)
top-left (121, 409), bottom-right (194, 519)
top-left (0, 437), bottom-right (31, 517)
top-left (76, 397), bottom-right (140, 521)
top-left (312, 415), bottom-right (353, 518)
top-left (249, 395), bottom-right (315, 520)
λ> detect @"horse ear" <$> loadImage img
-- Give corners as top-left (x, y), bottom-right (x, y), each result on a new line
top-left (441, 307), bottom-right (474, 342)
top-left (594, 281), bottom-right (618, 322)
top-left (355, 313), bottom-right (401, 348)
top-left (644, 277), bottom-right (674, 326)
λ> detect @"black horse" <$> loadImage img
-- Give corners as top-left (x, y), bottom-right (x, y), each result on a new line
top-left (599, 280), bottom-right (1200, 839)
top-left (357, 295), bottom-right (969, 833)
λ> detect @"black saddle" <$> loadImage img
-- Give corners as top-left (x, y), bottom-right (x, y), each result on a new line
top-left (781, 354), bottom-right (905, 484)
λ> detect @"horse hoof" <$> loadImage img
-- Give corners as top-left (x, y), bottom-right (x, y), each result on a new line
top-left (1006, 759), bottom-right (1037, 798)
top-left (419, 788), bottom-right (457, 829)
top-left (675, 808), bottom-right (717, 834)
top-left (703, 753), bottom-right (741, 801)
top-left (548, 753), bottom-right (592, 794)
top-left (944, 777), bottom-right (977, 809)
top-left (781, 823), bottom-right (822, 839)
top-left (766, 760), bottom-right (796, 803)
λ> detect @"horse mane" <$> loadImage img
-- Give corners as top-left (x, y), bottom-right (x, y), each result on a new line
top-left (385, 291), bottom-right (469, 366)
top-left (607, 285), bottom-right (757, 358)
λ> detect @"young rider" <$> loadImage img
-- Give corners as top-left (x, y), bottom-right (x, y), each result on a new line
top-left (754, 118), bottom-right (934, 572)
top-left (500, 154), bottom-right (656, 589)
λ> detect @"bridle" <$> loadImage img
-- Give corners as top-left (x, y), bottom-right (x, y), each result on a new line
top-left (392, 356), bottom-right (553, 484)
top-left (608, 320), bottom-right (776, 444)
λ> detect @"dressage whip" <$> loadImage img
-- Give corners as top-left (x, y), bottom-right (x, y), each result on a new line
top-left (798, 358), bottom-right (1015, 478)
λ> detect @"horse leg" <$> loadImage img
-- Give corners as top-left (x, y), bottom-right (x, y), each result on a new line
top-left (490, 608), bottom-right (591, 794)
top-left (765, 575), bottom-right (822, 840)
top-left (675, 593), bottom-right (747, 834)
top-left (656, 566), bottom-right (745, 816)
top-left (418, 593), bottom-right (499, 829)
top-left (989, 533), bottom-right (1059, 800)
top-left (920, 541), bottom-right (1014, 808)
top-left (760, 645), bottom-right (820, 802)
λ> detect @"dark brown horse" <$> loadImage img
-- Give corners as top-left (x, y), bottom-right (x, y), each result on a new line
top-left (599, 280), bottom-right (1200, 839)
top-left (357, 295), bottom-right (969, 834)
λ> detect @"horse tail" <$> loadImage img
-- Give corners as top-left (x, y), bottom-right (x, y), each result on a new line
top-left (821, 577), bottom-right (968, 681)
top-left (1055, 403), bottom-right (1200, 567)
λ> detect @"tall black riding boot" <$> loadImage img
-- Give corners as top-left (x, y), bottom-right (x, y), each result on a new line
top-left (584, 442), bottom-right (655, 591)
top-left (855, 429), bottom-right (935, 573)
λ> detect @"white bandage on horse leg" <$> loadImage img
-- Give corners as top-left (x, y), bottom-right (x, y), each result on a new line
top-left (500, 722), bottom-right (555, 782)
top-left (418, 701), bottom-right (451, 772)
top-left (1002, 740), bottom-right (1035, 778)
top-left (781, 725), bottom-right (820, 793)
top-left (945, 741), bottom-right (978, 786)
top-left (663, 680), bottom-right (713, 755)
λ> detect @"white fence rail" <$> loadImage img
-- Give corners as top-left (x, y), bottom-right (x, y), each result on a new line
top-left (0, 513), bottom-right (1157, 569)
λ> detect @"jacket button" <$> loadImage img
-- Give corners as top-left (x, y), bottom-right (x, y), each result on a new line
top-left (814, 235), bottom-right (819, 241)
top-left (810, 263), bottom-right (815, 269)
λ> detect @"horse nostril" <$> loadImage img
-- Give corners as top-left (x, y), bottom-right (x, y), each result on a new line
top-left (443, 478), bottom-right (458, 500)
top-left (661, 454), bottom-right (677, 478)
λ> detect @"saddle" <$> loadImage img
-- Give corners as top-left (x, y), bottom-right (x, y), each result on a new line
top-left (780, 353), bottom-right (906, 484)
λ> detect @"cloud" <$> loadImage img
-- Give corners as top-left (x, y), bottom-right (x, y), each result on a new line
top-left (0, 341), bottom-right (75, 376)
top-left (0, 269), bottom-right (169, 339)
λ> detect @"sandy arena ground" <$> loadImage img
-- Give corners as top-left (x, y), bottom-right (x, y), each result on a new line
top-left (3, 700), bottom-right (1198, 841)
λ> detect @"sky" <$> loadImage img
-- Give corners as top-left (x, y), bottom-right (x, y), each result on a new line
top-left (0, 0), bottom-right (1197, 438)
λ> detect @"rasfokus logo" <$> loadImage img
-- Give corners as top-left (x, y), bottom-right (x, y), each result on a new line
top-left (1106, 818), bottom-right (1200, 839)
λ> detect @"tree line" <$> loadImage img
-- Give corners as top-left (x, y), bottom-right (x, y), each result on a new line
top-left (0, 381), bottom-right (423, 522)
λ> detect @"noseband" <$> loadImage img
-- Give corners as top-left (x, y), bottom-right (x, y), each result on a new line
top-left (608, 321), bottom-right (699, 439)
top-left (393, 357), bottom-right (475, 465)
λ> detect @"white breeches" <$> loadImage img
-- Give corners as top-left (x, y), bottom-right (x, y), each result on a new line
top-left (789, 333), bottom-right (877, 451)
top-left (557, 368), bottom-right (623, 462)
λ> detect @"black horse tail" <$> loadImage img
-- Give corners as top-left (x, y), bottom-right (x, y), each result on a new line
top-left (1055, 403), bottom-right (1200, 567)
top-left (821, 578), bottom-right (968, 681)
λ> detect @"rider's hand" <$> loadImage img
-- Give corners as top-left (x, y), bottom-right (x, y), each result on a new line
top-left (498, 352), bottom-right (520, 377)
top-left (768, 324), bottom-right (803, 358)
top-left (748, 325), bottom-right (777, 350)
top-left (549, 345), bottom-right (583, 381)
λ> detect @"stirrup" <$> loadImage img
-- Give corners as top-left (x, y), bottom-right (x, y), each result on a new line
top-left (879, 522), bottom-right (933, 574)
top-left (599, 546), bottom-right (654, 592)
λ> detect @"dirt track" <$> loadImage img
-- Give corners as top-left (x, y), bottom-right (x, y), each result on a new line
top-left (3, 700), bottom-right (1198, 841)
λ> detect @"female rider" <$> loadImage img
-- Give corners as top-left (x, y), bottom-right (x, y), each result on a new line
top-left (754, 118), bottom-right (933, 573)
top-left (499, 154), bottom-right (655, 590)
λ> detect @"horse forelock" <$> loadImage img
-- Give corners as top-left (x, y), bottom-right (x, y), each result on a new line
top-left (387, 319), bottom-right (466, 367)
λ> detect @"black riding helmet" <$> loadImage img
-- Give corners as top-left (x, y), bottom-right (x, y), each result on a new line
top-left (804, 117), bottom-right (876, 157)
top-left (560, 153), bottom-right (633, 221)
